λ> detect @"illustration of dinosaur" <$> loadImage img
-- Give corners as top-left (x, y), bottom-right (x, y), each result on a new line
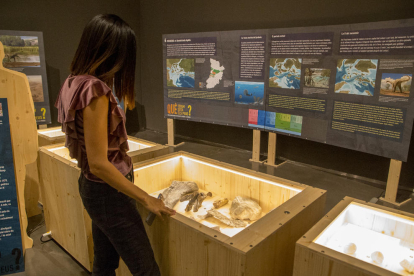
top-left (8, 53), bottom-right (20, 63)
top-left (386, 76), bottom-right (412, 93)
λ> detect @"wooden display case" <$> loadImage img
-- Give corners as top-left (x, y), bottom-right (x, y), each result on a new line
top-left (116, 152), bottom-right (326, 276)
top-left (37, 126), bottom-right (66, 147)
top-left (294, 197), bottom-right (414, 276)
top-left (38, 137), bottom-right (169, 272)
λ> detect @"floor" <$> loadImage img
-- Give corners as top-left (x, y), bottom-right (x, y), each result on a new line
top-left (23, 130), bottom-right (414, 275)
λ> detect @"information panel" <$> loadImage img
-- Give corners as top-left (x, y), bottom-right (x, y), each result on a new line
top-left (0, 99), bottom-right (25, 275)
top-left (163, 19), bottom-right (414, 161)
top-left (0, 30), bottom-right (51, 124)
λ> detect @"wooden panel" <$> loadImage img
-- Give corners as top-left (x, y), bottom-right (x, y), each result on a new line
top-left (26, 127), bottom-right (65, 217)
top-left (294, 244), bottom-right (383, 276)
top-left (132, 204), bottom-right (246, 276)
top-left (0, 43), bottom-right (37, 250)
top-left (116, 261), bottom-right (131, 276)
top-left (168, 118), bottom-right (175, 146)
top-left (267, 132), bottom-right (277, 166)
top-left (134, 156), bottom-right (182, 194)
top-left (38, 148), bottom-right (91, 270)
top-left (25, 161), bottom-right (42, 217)
top-left (384, 159), bottom-right (403, 203)
top-left (128, 145), bottom-right (170, 165)
top-left (180, 157), bottom-right (301, 213)
top-left (251, 129), bottom-right (261, 162)
top-left (242, 188), bottom-right (326, 276)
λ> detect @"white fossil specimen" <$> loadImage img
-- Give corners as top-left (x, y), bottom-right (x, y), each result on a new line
top-left (371, 251), bottom-right (384, 265)
top-left (400, 259), bottom-right (414, 273)
top-left (343, 243), bottom-right (357, 255)
top-left (230, 196), bottom-right (262, 221)
top-left (208, 209), bottom-right (248, 227)
top-left (162, 181), bottom-right (199, 209)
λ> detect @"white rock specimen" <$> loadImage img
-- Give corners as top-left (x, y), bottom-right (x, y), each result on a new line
top-left (343, 243), bottom-right (357, 255)
top-left (371, 251), bottom-right (384, 265)
top-left (400, 259), bottom-right (414, 273)
top-left (162, 181), bottom-right (199, 209)
top-left (230, 196), bottom-right (262, 221)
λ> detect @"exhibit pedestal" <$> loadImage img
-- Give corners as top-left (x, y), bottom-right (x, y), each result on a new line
top-left (116, 152), bottom-right (326, 276)
top-left (294, 197), bottom-right (414, 276)
top-left (38, 137), bottom-right (169, 272)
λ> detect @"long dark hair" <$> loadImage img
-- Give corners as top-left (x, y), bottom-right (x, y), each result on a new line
top-left (70, 14), bottom-right (136, 110)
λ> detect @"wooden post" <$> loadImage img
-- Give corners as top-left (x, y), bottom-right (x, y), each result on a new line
top-left (167, 118), bottom-right (175, 146)
top-left (249, 129), bottom-right (261, 163)
top-left (380, 159), bottom-right (411, 206)
top-left (166, 118), bottom-right (185, 148)
top-left (267, 132), bottom-right (277, 166)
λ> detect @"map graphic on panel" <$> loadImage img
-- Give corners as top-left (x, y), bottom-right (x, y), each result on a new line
top-left (167, 58), bottom-right (195, 88)
top-left (269, 58), bottom-right (302, 89)
top-left (206, 58), bottom-right (225, 89)
top-left (335, 59), bottom-right (378, 96)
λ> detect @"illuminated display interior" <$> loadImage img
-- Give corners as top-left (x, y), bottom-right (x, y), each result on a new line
top-left (314, 202), bottom-right (414, 275)
top-left (38, 128), bottom-right (65, 138)
top-left (136, 155), bottom-right (303, 237)
top-left (48, 140), bottom-right (152, 164)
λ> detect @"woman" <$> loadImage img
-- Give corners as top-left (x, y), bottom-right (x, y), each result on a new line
top-left (55, 14), bottom-right (175, 276)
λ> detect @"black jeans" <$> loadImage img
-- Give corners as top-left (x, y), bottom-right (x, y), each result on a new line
top-left (79, 170), bottom-right (160, 276)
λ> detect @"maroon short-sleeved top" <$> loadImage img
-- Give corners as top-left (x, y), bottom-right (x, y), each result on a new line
top-left (55, 74), bottom-right (132, 182)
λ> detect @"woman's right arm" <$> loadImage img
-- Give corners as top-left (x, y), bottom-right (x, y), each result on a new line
top-left (82, 93), bottom-right (175, 219)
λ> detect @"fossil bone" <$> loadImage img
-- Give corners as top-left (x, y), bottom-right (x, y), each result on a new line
top-left (193, 192), bottom-right (212, 212)
top-left (230, 196), bottom-right (262, 221)
top-left (185, 192), bottom-right (199, 212)
top-left (213, 198), bottom-right (229, 209)
top-left (198, 213), bottom-right (212, 220)
top-left (371, 251), bottom-right (384, 265)
top-left (180, 191), bottom-right (198, 202)
top-left (207, 209), bottom-right (248, 228)
top-left (161, 181), bottom-right (199, 209)
top-left (400, 259), bottom-right (414, 273)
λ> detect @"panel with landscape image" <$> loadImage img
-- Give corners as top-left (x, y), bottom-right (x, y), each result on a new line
top-left (0, 35), bottom-right (40, 68)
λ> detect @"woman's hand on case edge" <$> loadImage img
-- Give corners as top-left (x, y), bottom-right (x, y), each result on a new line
top-left (143, 194), bottom-right (176, 219)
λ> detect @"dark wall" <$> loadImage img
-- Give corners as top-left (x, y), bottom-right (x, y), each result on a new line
top-left (0, 0), bottom-right (144, 130)
top-left (2, 1), bottom-right (414, 188)
top-left (140, 0), bottom-right (414, 188)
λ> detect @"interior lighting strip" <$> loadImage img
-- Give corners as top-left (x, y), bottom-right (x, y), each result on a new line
top-left (134, 155), bottom-right (302, 193)
top-left (39, 129), bottom-right (64, 135)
